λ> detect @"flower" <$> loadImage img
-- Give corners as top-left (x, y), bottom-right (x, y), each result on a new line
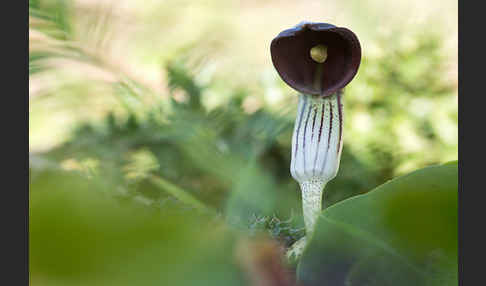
top-left (271, 22), bottom-right (362, 260)
top-left (270, 21), bottom-right (361, 97)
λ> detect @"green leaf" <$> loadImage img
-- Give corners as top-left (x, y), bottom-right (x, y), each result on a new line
top-left (297, 162), bottom-right (458, 286)
top-left (29, 0), bottom-right (72, 40)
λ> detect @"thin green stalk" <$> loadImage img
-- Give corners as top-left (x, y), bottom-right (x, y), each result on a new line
top-left (149, 175), bottom-right (214, 213)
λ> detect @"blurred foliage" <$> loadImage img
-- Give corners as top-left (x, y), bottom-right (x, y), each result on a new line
top-left (29, 0), bottom-right (457, 285)
top-left (248, 215), bottom-right (305, 249)
top-left (30, 167), bottom-right (246, 286)
top-left (298, 162), bottom-right (458, 286)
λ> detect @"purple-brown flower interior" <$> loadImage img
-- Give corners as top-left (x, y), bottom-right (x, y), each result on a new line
top-left (271, 24), bottom-right (361, 97)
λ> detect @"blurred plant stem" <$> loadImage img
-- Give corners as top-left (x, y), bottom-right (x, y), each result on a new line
top-left (149, 174), bottom-right (214, 214)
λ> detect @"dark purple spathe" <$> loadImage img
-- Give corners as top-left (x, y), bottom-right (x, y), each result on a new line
top-left (270, 22), bottom-right (361, 97)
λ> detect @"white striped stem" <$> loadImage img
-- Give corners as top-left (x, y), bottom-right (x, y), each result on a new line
top-left (290, 91), bottom-right (343, 234)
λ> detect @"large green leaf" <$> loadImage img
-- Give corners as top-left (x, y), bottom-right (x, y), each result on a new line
top-left (297, 161), bottom-right (458, 286)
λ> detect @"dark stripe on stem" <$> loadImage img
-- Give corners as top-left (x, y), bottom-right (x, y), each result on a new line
top-left (327, 100), bottom-right (333, 149)
top-left (320, 100), bottom-right (331, 177)
top-left (311, 106), bottom-right (317, 142)
top-left (318, 102), bottom-right (325, 143)
top-left (313, 102), bottom-right (325, 175)
top-left (337, 91), bottom-right (343, 151)
top-left (294, 96), bottom-right (308, 157)
top-left (302, 102), bottom-right (312, 177)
